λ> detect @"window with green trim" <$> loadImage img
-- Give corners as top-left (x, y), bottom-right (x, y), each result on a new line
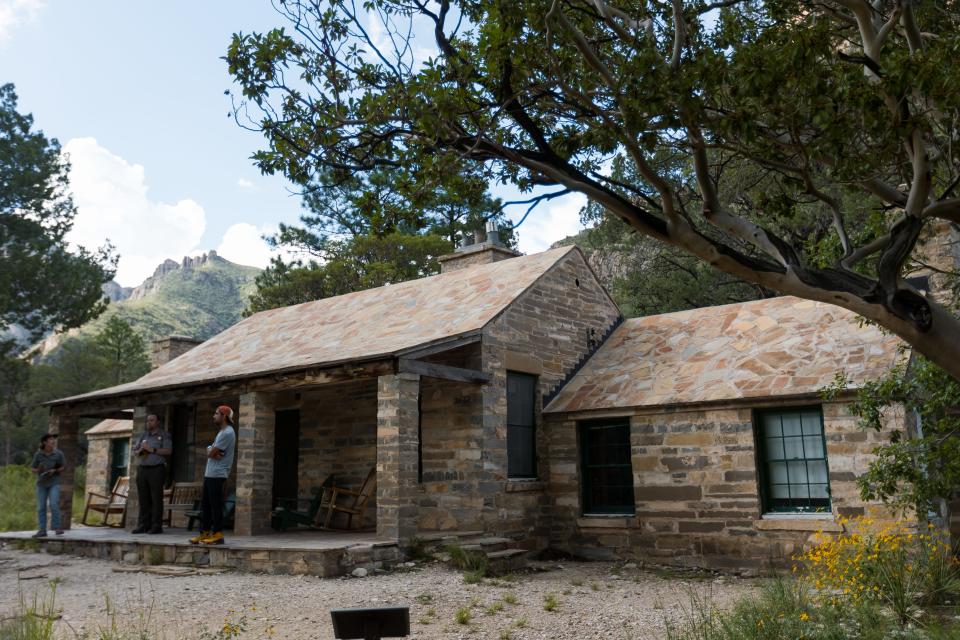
top-left (579, 419), bottom-right (634, 515)
top-left (756, 407), bottom-right (831, 514)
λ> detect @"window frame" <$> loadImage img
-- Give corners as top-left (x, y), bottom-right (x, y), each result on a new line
top-left (506, 371), bottom-right (538, 480)
top-left (754, 406), bottom-right (832, 515)
top-left (579, 418), bottom-right (635, 516)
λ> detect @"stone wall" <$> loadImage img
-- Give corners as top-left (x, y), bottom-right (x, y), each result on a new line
top-left (295, 381), bottom-right (378, 496)
top-left (85, 436), bottom-right (112, 497)
top-left (544, 399), bottom-right (904, 571)
top-left (479, 249), bottom-right (623, 545)
top-left (417, 345), bottom-right (485, 531)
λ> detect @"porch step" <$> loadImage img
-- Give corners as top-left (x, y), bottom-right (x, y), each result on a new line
top-left (485, 548), bottom-right (528, 574)
top-left (459, 536), bottom-right (512, 552)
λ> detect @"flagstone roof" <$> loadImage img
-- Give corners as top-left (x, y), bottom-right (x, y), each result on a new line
top-left (50, 247), bottom-right (578, 406)
top-left (544, 296), bottom-right (903, 414)
top-left (84, 418), bottom-right (133, 436)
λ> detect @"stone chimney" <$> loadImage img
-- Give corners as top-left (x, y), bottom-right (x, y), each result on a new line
top-left (437, 221), bottom-right (522, 273)
top-left (151, 335), bottom-right (203, 370)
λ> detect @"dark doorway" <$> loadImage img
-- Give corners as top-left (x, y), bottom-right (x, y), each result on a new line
top-left (169, 404), bottom-right (195, 484)
top-left (273, 409), bottom-right (300, 508)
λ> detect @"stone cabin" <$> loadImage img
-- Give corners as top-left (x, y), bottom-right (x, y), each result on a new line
top-left (53, 238), bottom-right (903, 571)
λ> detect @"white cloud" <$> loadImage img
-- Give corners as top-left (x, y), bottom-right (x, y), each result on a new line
top-left (64, 137), bottom-right (206, 287)
top-left (216, 222), bottom-right (297, 269)
top-left (237, 178), bottom-right (254, 190)
top-left (513, 193), bottom-right (588, 255)
top-left (0, 0), bottom-right (44, 44)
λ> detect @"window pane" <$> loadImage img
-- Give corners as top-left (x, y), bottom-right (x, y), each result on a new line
top-left (803, 435), bottom-right (824, 458)
top-left (784, 436), bottom-right (804, 459)
top-left (762, 413), bottom-right (783, 437)
top-left (771, 484), bottom-right (790, 499)
top-left (801, 411), bottom-right (822, 435)
top-left (768, 462), bottom-right (788, 484)
top-left (782, 413), bottom-right (802, 437)
top-left (790, 484), bottom-right (810, 499)
top-left (788, 460), bottom-right (808, 483)
top-left (807, 460), bottom-right (828, 484)
top-left (765, 437), bottom-right (785, 460)
top-left (810, 484), bottom-right (830, 499)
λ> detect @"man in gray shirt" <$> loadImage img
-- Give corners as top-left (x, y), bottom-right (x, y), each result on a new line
top-left (190, 404), bottom-right (236, 545)
top-left (132, 414), bottom-right (172, 534)
top-left (31, 433), bottom-right (66, 537)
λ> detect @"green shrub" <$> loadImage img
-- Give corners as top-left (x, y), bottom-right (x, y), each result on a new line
top-left (0, 466), bottom-right (39, 532)
top-left (666, 578), bottom-right (960, 640)
top-left (543, 593), bottom-right (560, 612)
top-left (797, 519), bottom-right (960, 625)
top-left (0, 464), bottom-right (88, 532)
top-left (0, 581), bottom-right (59, 640)
top-left (445, 543), bottom-right (489, 579)
top-left (455, 607), bottom-right (472, 625)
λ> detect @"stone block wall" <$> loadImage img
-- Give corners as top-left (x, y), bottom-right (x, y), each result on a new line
top-left (296, 380), bottom-right (378, 496)
top-left (235, 392), bottom-right (276, 535)
top-left (417, 345), bottom-right (485, 531)
top-left (479, 249), bottom-right (622, 544)
top-left (544, 399), bottom-right (903, 571)
top-left (193, 398), bottom-right (240, 496)
top-left (84, 436), bottom-right (112, 497)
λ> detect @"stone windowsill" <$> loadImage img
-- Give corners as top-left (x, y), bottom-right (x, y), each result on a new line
top-left (505, 480), bottom-right (544, 493)
top-left (754, 515), bottom-right (843, 532)
top-left (577, 515), bottom-right (639, 529)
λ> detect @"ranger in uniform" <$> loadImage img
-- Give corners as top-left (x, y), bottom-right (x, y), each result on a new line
top-left (132, 414), bottom-right (172, 534)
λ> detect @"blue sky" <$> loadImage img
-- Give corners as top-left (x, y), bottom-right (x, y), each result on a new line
top-left (0, 1), bottom-right (586, 286)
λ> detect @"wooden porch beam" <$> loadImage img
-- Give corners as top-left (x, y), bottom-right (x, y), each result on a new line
top-left (395, 334), bottom-right (481, 360)
top-left (51, 359), bottom-right (395, 415)
top-left (396, 358), bottom-right (491, 384)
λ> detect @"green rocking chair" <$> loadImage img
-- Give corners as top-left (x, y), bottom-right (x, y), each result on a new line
top-left (270, 475), bottom-right (335, 531)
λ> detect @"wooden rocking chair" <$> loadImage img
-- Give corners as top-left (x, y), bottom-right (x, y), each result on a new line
top-left (319, 468), bottom-right (376, 530)
top-left (81, 476), bottom-right (130, 527)
top-left (270, 474), bottom-right (336, 531)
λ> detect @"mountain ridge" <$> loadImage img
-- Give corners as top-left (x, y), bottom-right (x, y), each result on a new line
top-left (31, 251), bottom-right (261, 359)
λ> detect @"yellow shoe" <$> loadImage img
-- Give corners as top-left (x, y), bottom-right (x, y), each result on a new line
top-left (202, 531), bottom-right (224, 545)
top-left (189, 531), bottom-right (210, 545)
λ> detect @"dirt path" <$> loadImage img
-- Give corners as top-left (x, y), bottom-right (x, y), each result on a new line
top-left (0, 545), bottom-right (756, 639)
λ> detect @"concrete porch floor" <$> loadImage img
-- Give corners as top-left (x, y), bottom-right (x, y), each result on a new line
top-left (0, 526), bottom-right (402, 577)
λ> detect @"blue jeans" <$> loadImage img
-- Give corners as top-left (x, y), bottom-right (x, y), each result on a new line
top-left (36, 484), bottom-right (61, 532)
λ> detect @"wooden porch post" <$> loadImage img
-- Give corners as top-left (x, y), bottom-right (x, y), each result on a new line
top-left (48, 409), bottom-right (79, 530)
top-left (235, 391), bottom-right (275, 536)
top-left (376, 373), bottom-right (420, 542)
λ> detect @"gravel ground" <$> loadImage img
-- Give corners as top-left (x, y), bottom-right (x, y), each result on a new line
top-left (0, 545), bottom-right (756, 639)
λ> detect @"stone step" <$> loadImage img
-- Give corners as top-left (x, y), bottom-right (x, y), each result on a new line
top-left (459, 536), bottom-right (512, 552)
top-left (485, 548), bottom-right (528, 574)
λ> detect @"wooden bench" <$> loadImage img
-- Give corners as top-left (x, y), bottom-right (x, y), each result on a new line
top-left (163, 481), bottom-right (203, 527)
top-left (81, 476), bottom-right (130, 527)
